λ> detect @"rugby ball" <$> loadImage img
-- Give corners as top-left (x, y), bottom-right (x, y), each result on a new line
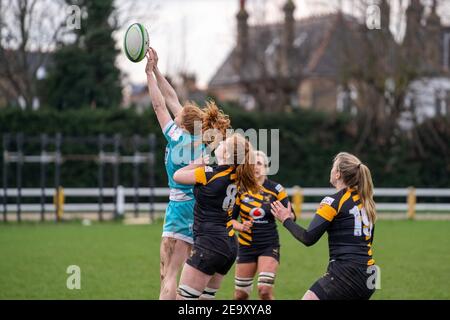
top-left (124, 23), bottom-right (149, 63)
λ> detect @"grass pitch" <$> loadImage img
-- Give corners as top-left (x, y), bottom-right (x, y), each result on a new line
top-left (0, 218), bottom-right (449, 299)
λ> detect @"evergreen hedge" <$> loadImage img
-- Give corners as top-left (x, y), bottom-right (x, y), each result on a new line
top-left (0, 106), bottom-right (448, 189)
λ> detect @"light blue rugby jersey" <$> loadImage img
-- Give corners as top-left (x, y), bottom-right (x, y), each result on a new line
top-left (163, 120), bottom-right (204, 201)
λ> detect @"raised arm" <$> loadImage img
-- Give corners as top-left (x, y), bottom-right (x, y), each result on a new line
top-left (173, 162), bottom-right (202, 185)
top-left (271, 201), bottom-right (330, 247)
top-left (145, 51), bottom-right (172, 131)
top-left (173, 153), bottom-right (209, 185)
top-left (151, 48), bottom-right (183, 116)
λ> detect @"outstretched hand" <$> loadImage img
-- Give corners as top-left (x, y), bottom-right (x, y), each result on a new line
top-left (271, 201), bottom-right (293, 223)
top-left (151, 47), bottom-right (159, 70)
top-left (145, 49), bottom-right (155, 76)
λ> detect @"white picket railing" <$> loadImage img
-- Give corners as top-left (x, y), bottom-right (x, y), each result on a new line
top-left (1, 187), bottom-right (450, 214)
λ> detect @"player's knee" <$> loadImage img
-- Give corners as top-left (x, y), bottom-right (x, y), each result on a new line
top-left (160, 263), bottom-right (176, 284)
top-left (234, 277), bottom-right (253, 300)
top-left (234, 289), bottom-right (249, 300)
top-left (161, 272), bottom-right (176, 287)
top-left (163, 254), bottom-right (184, 282)
top-left (159, 255), bottom-right (166, 280)
top-left (257, 285), bottom-right (273, 300)
top-left (177, 284), bottom-right (202, 300)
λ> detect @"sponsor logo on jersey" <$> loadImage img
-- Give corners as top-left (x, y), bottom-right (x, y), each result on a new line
top-left (275, 184), bottom-right (283, 192)
top-left (249, 207), bottom-right (265, 219)
top-left (321, 196), bottom-right (335, 206)
top-left (242, 196), bottom-right (252, 203)
top-left (205, 166), bottom-right (213, 172)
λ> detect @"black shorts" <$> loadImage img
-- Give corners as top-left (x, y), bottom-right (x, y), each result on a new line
top-left (310, 260), bottom-right (376, 300)
top-left (236, 244), bottom-right (280, 264)
top-left (186, 243), bottom-right (237, 276)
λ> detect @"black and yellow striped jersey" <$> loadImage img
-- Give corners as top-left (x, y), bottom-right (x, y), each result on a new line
top-left (232, 179), bottom-right (289, 247)
top-left (193, 165), bottom-right (237, 255)
top-left (316, 187), bottom-right (375, 266)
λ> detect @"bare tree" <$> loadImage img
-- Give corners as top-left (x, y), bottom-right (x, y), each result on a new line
top-left (114, 0), bottom-right (158, 32)
top-left (0, 0), bottom-right (157, 109)
top-left (0, 0), bottom-right (68, 109)
top-left (335, 0), bottom-right (449, 155)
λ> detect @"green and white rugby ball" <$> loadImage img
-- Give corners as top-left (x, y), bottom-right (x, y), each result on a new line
top-left (124, 23), bottom-right (149, 63)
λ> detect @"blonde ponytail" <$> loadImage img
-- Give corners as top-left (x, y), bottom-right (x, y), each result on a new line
top-left (334, 152), bottom-right (377, 223)
top-left (357, 164), bottom-right (377, 223)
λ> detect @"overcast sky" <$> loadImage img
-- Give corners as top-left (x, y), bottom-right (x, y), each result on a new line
top-left (115, 0), bottom-right (450, 88)
top-left (116, 0), bottom-right (338, 88)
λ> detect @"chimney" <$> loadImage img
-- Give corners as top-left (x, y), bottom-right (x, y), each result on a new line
top-left (406, 0), bottom-right (424, 25)
top-left (281, 0), bottom-right (296, 76)
top-left (404, 0), bottom-right (425, 47)
top-left (380, 0), bottom-right (390, 34)
top-left (426, 0), bottom-right (442, 72)
top-left (236, 0), bottom-right (249, 70)
top-left (427, 0), bottom-right (441, 29)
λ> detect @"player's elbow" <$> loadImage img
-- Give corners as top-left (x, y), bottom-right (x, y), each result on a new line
top-left (303, 240), bottom-right (315, 247)
top-left (294, 232), bottom-right (316, 247)
top-left (302, 236), bottom-right (318, 247)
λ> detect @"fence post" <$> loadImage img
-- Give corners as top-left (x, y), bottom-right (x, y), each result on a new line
top-left (113, 134), bottom-right (120, 219)
top-left (97, 134), bottom-right (104, 221)
top-left (133, 135), bottom-right (139, 218)
top-left (407, 186), bottom-right (416, 220)
top-left (2, 134), bottom-right (9, 222)
top-left (16, 133), bottom-right (23, 223)
top-left (40, 134), bottom-right (47, 222)
top-left (292, 185), bottom-right (304, 219)
top-left (54, 133), bottom-right (62, 222)
top-left (53, 186), bottom-right (65, 221)
top-left (116, 185), bottom-right (125, 218)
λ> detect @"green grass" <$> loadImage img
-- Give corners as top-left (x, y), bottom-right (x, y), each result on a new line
top-left (0, 219), bottom-right (449, 299)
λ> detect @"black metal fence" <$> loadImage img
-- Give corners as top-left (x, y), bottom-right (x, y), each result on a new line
top-left (2, 133), bottom-right (157, 222)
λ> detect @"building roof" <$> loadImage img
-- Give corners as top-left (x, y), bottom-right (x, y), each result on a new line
top-left (209, 13), bottom-right (361, 88)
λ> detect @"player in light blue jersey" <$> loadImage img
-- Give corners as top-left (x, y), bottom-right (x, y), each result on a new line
top-left (146, 48), bottom-right (231, 299)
